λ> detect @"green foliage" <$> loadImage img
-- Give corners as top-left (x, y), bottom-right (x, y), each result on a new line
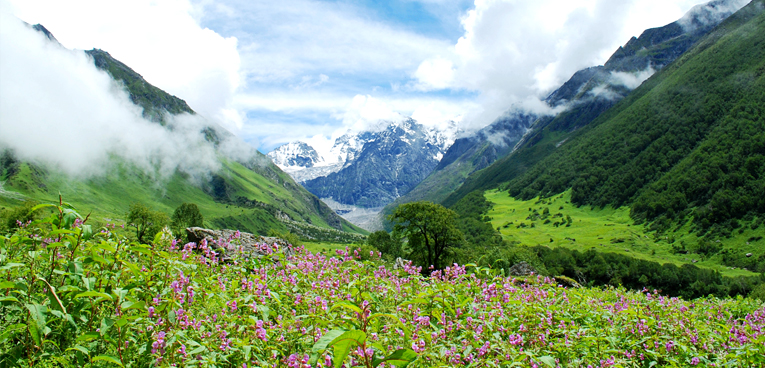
top-left (502, 5), bottom-right (765, 235)
top-left (366, 231), bottom-right (402, 259)
top-left (126, 202), bottom-right (168, 244)
top-left (0, 200), bottom-right (39, 233)
top-left (1, 198), bottom-right (764, 367)
top-left (170, 203), bottom-right (203, 241)
top-left (389, 201), bottom-right (463, 270)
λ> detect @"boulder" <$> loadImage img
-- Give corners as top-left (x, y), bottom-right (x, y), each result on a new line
top-left (185, 227), bottom-right (294, 261)
top-left (508, 261), bottom-right (537, 276)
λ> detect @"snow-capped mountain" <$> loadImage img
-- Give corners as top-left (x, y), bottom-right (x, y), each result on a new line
top-left (301, 118), bottom-right (459, 209)
top-left (267, 118), bottom-right (459, 185)
top-left (267, 141), bottom-right (322, 169)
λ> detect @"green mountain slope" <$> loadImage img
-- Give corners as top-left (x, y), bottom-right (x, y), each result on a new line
top-left (442, 0), bottom-right (751, 208)
top-left (503, 0), bottom-right (765, 234)
top-left (0, 30), bottom-right (365, 240)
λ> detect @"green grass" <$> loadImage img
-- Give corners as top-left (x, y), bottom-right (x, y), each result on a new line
top-left (1, 158), bottom-right (365, 238)
top-left (302, 241), bottom-right (349, 255)
top-left (485, 189), bottom-right (761, 278)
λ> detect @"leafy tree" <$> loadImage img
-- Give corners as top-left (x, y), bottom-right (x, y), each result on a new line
top-left (171, 203), bottom-right (204, 240)
top-left (389, 201), bottom-right (463, 271)
top-left (367, 230), bottom-right (402, 259)
top-left (127, 202), bottom-right (169, 244)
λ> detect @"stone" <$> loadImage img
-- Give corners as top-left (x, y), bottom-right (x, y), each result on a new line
top-left (185, 227), bottom-right (294, 262)
top-left (746, 253), bottom-right (753, 257)
top-left (508, 261), bottom-right (537, 276)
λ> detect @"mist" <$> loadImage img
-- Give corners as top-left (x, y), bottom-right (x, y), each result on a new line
top-left (0, 12), bottom-right (223, 182)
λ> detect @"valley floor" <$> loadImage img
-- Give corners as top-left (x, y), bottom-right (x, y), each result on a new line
top-left (485, 189), bottom-right (761, 278)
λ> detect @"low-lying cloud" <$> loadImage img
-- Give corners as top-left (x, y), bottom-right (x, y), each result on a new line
top-left (0, 12), bottom-right (221, 180)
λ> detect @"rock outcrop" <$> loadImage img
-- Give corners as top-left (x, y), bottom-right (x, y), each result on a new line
top-left (185, 227), bottom-right (294, 261)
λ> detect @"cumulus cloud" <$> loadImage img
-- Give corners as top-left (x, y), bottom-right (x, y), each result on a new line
top-left (5, 0), bottom-right (242, 132)
top-left (0, 11), bottom-right (220, 180)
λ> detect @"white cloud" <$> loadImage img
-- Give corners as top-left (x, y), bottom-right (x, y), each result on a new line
top-left (0, 10), bottom-right (220, 180)
top-left (196, 0), bottom-right (452, 84)
top-left (5, 0), bottom-right (242, 132)
top-left (414, 0), bottom-right (719, 129)
top-left (412, 58), bottom-right (455, 91)
top-left (610, 66), bottom-right (657, 89)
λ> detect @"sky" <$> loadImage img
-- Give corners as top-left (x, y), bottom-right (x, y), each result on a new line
top-left (1, 0), bottom-right (733, 154)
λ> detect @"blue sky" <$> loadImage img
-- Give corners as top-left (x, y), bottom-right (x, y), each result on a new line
top-left (4, 0), bottom-right (732, 155)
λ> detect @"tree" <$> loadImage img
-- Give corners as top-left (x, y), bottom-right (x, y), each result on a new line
top-left (171, 203), bottom-right (204, 240)
top-left (389, 201), bottom-right (463, 271)
top-left (127, 203), bottom-right (169, 244)
top-left (367, 230), bottom-right (402, 259)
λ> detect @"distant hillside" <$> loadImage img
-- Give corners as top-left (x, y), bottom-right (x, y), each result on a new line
top-left (461, 0), bottom-right (765, 237)
top-left (443, 0), bottom-right (750, 207)
top-left (0, 25), bottom-right (365, 241)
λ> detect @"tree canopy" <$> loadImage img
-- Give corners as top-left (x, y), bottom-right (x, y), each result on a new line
top-left (127, 202), bottom-right (169, 244)
top-left (171, 203), bottom-right (204, 240)
top-left (389, 201), bottom-right (463, 271)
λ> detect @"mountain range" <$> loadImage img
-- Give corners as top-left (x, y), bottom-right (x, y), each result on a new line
top-left (268, 119), bottom-right (458, 228)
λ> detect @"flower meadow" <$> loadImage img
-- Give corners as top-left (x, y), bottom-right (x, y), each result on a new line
top-left (1, 202), bottom-right (764, 367)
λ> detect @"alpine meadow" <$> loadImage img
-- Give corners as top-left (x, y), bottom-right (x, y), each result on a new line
top-left (1, 0), bottom-right (764, 367)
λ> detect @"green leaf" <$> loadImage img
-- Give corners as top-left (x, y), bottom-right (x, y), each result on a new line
top-left (25, 303), bottom-right (47, 333)
top-left (538, 356), bottom-right (556, 368)
top-left (121, 300), bottom-right (146, 311)
top-left (67, 344), bottom-right (90, 355)
top-left (93, 355), bottom-right (123, 366)
top-left (75, 291), bottom-right (113, 301)
top-left (100, 317), bottom-right (114, 336)
top-left (372, 349), bottom-right (418, 368)
top-left (0, 263), bottom-right (24, 270)
top-left (30, 203), bottom-right (57, 213)
top-left (309, 329), bottom-right (346, 364)
top-left (0, 281), bottom-right (15, 289)
top-left (328, 330), bottom-right (366, 368)
top-left (81, 225), bottom-right (93, 241)
top-left (330, 301), bottom-right (362, 314)
top-left (28, 319), bottom-right (41, 346)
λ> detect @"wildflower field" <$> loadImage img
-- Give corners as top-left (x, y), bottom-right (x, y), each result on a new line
top-left (1, 202), bottom-right (764, 367)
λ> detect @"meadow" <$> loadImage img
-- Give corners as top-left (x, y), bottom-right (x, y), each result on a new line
top-left (485, 190), bottom-right (762, 278)
top-left (1, 200), bottom-right (763, 367)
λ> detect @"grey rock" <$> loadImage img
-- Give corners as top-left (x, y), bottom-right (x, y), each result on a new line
top-left (185, 227), bottom-right (294, 261)
top-left (508, 261), bottom-right (537, 276)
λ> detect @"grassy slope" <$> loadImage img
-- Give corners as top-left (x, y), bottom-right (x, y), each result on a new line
top-left (0, 157), bottom-right (366, 237)
top-left (485, 189), bottom-right (762, 278)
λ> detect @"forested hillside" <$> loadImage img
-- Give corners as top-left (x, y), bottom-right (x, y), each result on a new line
top-left (442, 0), bottom-right (757, 208)
top-left (504, 0), bottom-right (765, 234)
top-left (446, 0), bottom-right (764, 239)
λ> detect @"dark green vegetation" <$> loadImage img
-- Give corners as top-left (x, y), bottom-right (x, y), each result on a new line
top-left (428, 1), bottom-right (765, 281)
top-left (126, 203), bottom-right (169, 244)
top-left (170, 203), bottom-right (204, 241)
top-left (504, 1), bottom-right (765, 236)
top-left (404, 0), bottom-right (739, 215)
top-left (85, 49), bottom-right (193, 123)
top-left (388, 201), bottom-right (463, 270)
